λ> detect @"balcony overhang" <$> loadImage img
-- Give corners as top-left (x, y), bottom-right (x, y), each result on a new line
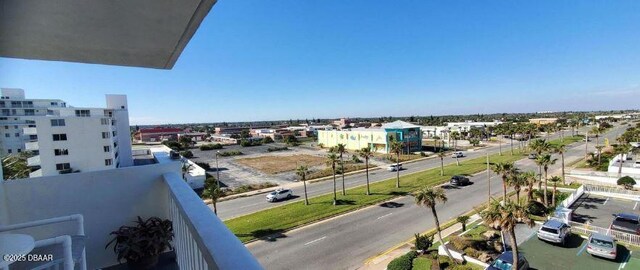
top-left (0, 0), bottom-right (217, 69)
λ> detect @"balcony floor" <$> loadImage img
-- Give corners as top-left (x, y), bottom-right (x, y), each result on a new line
top-left (102, 251), bottom-right (178, 270)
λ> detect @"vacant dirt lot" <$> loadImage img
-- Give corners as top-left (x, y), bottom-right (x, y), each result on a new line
top-left (235, 154), bottom-right (326, 174)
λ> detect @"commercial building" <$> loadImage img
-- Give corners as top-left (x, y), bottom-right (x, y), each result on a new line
top-left (133, 127), bottom-right (183, 142)
top-left (317, 120), bottom-right (422, 153)
top-left (24, 94), bottom-right (134, 177)
top-left (529, 118), bottom-right (559, 125)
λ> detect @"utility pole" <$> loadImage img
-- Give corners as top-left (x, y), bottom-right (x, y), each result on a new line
top-left (215, 151), bottom-right (221, 188)
top-left (585, 131), bottom-right (589, 160)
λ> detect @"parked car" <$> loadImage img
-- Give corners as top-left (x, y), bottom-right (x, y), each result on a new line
top-left (537, 219), bottom-right (571, 246)
top-left (387, 164), bottom-right (403, 171)
top-left (266, 188), bottom-right (293, 202)
top-left (610, 213), bottom-right (640, 235)
top-left (528, 153), bottom-right (537, 159)
top-left (486, 251), bottom-right (529, 270)
top-left (450, 175), bottom-right (470, 186)
top-left (587, 233), bottom-right (617, 260)
top-left (451, 151), bottom-right (464, 158)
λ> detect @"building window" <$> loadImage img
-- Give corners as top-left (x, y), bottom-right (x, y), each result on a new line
top-left (54, 149), bottom-right (69, 156)
top-left (51, 102), bottom-right (58, 106)
top-left (24, 109), bottom-right (35, 116)
top-left (113, 142), bottom-right (118, 148)
top-left (105, 159), bottom-right (113, 166)
top-left (14, 133), bottom-right (19, 137)
top-left (75, 110), bottom-right (91, 117)
top-left (56, 163), bottom-right (71, 170)
top-left (51, 119), bottom-right (66, 126)
top-left (112, 131), bottom-right (117, 137)
top-left (11, 101), bottom-right (21, 108)
top-left (7, 149), bottom-right (11, 154)
top-left (4, 134), bottom-right (9, 138)
top-left (52, 134), bottom-right (68, 141)
top-left (17, 149), bottom-right (21, 153)
top-left (103, 146), bottom-right (111, 152)
top-left (101, 118), bottom-right (109, 125)
top-left (101, 132), bottom-right (110, 139)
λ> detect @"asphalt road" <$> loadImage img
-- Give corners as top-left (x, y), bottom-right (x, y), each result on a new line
top-left (246, 125), bottom-right (627, 270)
top-left (216, 126), bottom-right (597, 220)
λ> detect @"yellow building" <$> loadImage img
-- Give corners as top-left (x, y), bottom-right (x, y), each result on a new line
top-left (317, 121), bottom-right (423, 153)
top-left (529, 118), bottom-right (558, 125)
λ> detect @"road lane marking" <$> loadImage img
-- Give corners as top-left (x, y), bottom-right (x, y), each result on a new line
top-left (603, 197), bottom-right (610, 205)
top-left (619, 251), bottom-right (631, 270)
top-left (577, 242), bottom-right (588, 256)
top-left (377, 213), bottom-right (393, 220)
top-left (304, 236), bottom-right (326, 246)
top-left (634, 202), bottom-right (638, 210)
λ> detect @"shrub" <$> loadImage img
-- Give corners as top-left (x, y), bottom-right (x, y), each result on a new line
top-left (179, 150), bottom-right (193, 158)
top-left (163, 140), bottom-right (182, 150)
top-left (195, 162), bottom-right (211, 170)
top-left (262, 137), bottom-right (274, 144)
top-left (351, 155), bottom-right (361, 163)
top-left (449, 235), bottom-right (470, 251)
top-left (463, 247), bottom-right (480, 258)
top-left (617, 176), bottom-right (636, 190)
top-left (219, 151), bottom-right (243, 157)
top-left (267, 146), bottom-right (289, 152)
top-left (420, 152), bottom-right (428, 157)
top-left (527, 200), bottom-right (547, 216)
top-left (387, 251), bottom-right (417, 270)
top-left (199, 144), bottom-right (223, 151)
top-left (283, 135), bottom-right (299, 146)
top-left (414, 233), bottom-right (433, 253)
top-left (240, 140), bottom-right (262, 147)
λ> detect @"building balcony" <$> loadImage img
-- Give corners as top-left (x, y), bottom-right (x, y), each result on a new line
top-left (0, 150), bottom-right (262, 270)
top-left (26, 155), bottom-right (40, 166)
top-left (23, 127), bottom-right (37, 135)
top-left (25, 141), bottom-right (39, 151)
top-left (29, 168), bottom-right (42, 178)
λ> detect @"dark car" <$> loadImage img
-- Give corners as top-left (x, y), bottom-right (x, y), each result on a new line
top-left (486, 251), bottom-right (529, 270)
top-left (450, 175), bottom-right (470, 186)
top-left (528, 153), bottom-right (537, 159)
top-left (610, 213), bottom-right (640, 235)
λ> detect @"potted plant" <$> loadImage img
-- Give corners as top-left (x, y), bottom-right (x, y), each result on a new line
top-left (106, 216), bottom-right (174, 269)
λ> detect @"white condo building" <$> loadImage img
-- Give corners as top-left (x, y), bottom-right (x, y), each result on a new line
top-left (0, 88), bottom-right (133, 177)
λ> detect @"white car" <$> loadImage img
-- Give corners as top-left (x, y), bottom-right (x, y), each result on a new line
top-left (266, 188), bottom-right (293, 202)
top-left (387, 164), bottom-right (403, 171)
top-left (452, 151), bottom-right (464, 158)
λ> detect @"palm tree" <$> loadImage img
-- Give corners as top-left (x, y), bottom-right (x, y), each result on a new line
top-left (201, 183), bottom-right (224, 215)
top-left (508, 172), bottom-right (528, 205)
top-left (536, 154), bottom-right (557, 207)
top-left (522, 171), bottom-right (538, 202)
top-left (327, 153), bottom-right (340, 205)
top-left (335, 143), bottom-right (347, 196)
top-left (390, 141), bottom-right (404, 188)
top-left (457, 215), bottom-right (470, 231)
top-left (492, 162), bottom-right (516, 202)
top-left (481, 200), bottom-right (534, 270)
top-left (414, 187), bottom-right (456, 264)
top-left (595, 145), bottom-right (605, 166)
top-left (181, 160), bottom-right (194, 181)
top-left (296, 165), bottom-right (310, 205)
top-left (591, 126), bottom-right (602, 147)
top-left (549, 176), bottom-right (562, 207)
top-left (613, 144), bottom-right (632, 176)
top-left (358, 147), bottom-right (374, 195)
top-left (437, 150), bottom-right (446, 176)
top-left (2, 152), bottom-right (32, 180)
top-left (554, 144), bottom-right (567, 185)
top-left (450, 131), bottom-right (460, 151)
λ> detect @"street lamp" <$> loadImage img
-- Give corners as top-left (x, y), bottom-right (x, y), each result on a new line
top-left (215, 150), bottom-right (220, 188)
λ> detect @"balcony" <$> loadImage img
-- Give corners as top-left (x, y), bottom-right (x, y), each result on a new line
top-left (25, 141), bottom-right (39, 151)
top-left (0, 151), bottom-right (262, 270)
top-left (26, 155), bottom-right (41, 166)
top-left (23, 127), bottom-right (37, 135)
top-left (28, 169), bottom-right (42, 178)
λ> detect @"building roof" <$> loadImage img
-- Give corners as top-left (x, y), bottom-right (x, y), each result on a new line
top-left (138, 127), bottom-right (183, 134)
top-left (381, 120), bottom-right (420, 129)
top-left (0, 0), bottom-right (217, 69)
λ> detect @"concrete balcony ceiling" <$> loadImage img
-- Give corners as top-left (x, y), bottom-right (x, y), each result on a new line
top-left (0, 0), bottom-right (218, 69)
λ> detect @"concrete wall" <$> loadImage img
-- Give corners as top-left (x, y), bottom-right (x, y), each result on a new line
top-left (1, 160), bottom-right (181, 269)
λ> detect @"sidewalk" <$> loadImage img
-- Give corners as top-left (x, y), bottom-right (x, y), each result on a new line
top-left (359, 214), bottom-right (482, 270)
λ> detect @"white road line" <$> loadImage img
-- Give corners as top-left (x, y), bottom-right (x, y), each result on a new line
top-left (603, 197), bottom-right (610, 205)
top-left (634, 202), bottom-right (638, 210)
top-left (377, 213), bottom-right (393, 220)
top-left (619, 251), bottom-right (631, 270)
top-left (304, 236), bottom-right (326, 246)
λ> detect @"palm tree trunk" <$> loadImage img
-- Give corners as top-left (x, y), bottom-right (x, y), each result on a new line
top-left (509, 229), bottom-right (520, 270)
top-left (527, 183), bottom-right (534, 202)
top-left (332, 167), bottom-right (337, 205)
top-left (456, 156), bottom-right (459, 166)
top-left (598, 149), bottom-right (602, 166)
top-left (516, 189), bottom-right (520, 206)
top-left (502, 176), bottom-right (508, 202)
top-left (561, 152), bottom-right (566, 185)
top-left (499, 139), bottom-right (502, 156)
top-left (213, 202), bottom-right (217, 215)
top-left (510, 136), bottom-right (514, 155)
top-left (543, 168), bottom-right (549, 207)
top-left (340, 156), bottom-right (346, 196)
top-left (538, 166), bottom-right (542, 190)
top-left (303, 180), bottom-right (309, 205)
top-left (440, 158), bottom-right (444, 176)
top-left (396, 153), bottom-right (400, 188)
top-left (432, 206), bottom-right (457, 264)
top-left (552, 183), bottom-right (557, 207)
top-left (365, 159), bottom-right (371, 195)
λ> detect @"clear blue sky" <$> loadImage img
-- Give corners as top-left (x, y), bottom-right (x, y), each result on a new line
top-left (1, 1), bottom-right (640, 125)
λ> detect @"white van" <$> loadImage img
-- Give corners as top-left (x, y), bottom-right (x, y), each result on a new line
top-left (387, 164), bottom-right (403, 171)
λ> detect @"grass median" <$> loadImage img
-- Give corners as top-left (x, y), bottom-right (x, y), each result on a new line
top-left (225, 150), bottom-right (526, 242)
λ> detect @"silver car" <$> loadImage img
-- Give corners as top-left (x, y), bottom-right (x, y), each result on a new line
top-left (587, 233), bottom-right (617, 260)
top-left (537, 219), bottom-right (571, 246)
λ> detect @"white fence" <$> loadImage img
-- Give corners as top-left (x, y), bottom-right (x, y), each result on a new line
top-left (583, 184), bottom-right (640, 196)
top-left (559, 185), bottom-right (584, 208)
top-left (568, 221), bottom-right (640, 247)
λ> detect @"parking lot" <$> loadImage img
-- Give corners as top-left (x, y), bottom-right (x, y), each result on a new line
top-left (519, 232), bottom-right (640, 270)
top-left (570, 194), bottom-right (639, 228)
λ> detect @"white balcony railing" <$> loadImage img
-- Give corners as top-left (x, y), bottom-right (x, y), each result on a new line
top-left (164, 172), bottom-right (262, 270)
top-left (25, 141), bottom-right (39, 151)
top-left (23, 127), bottom-right (37, 135)
top-left (27, 155), bottom-right (41, 166)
